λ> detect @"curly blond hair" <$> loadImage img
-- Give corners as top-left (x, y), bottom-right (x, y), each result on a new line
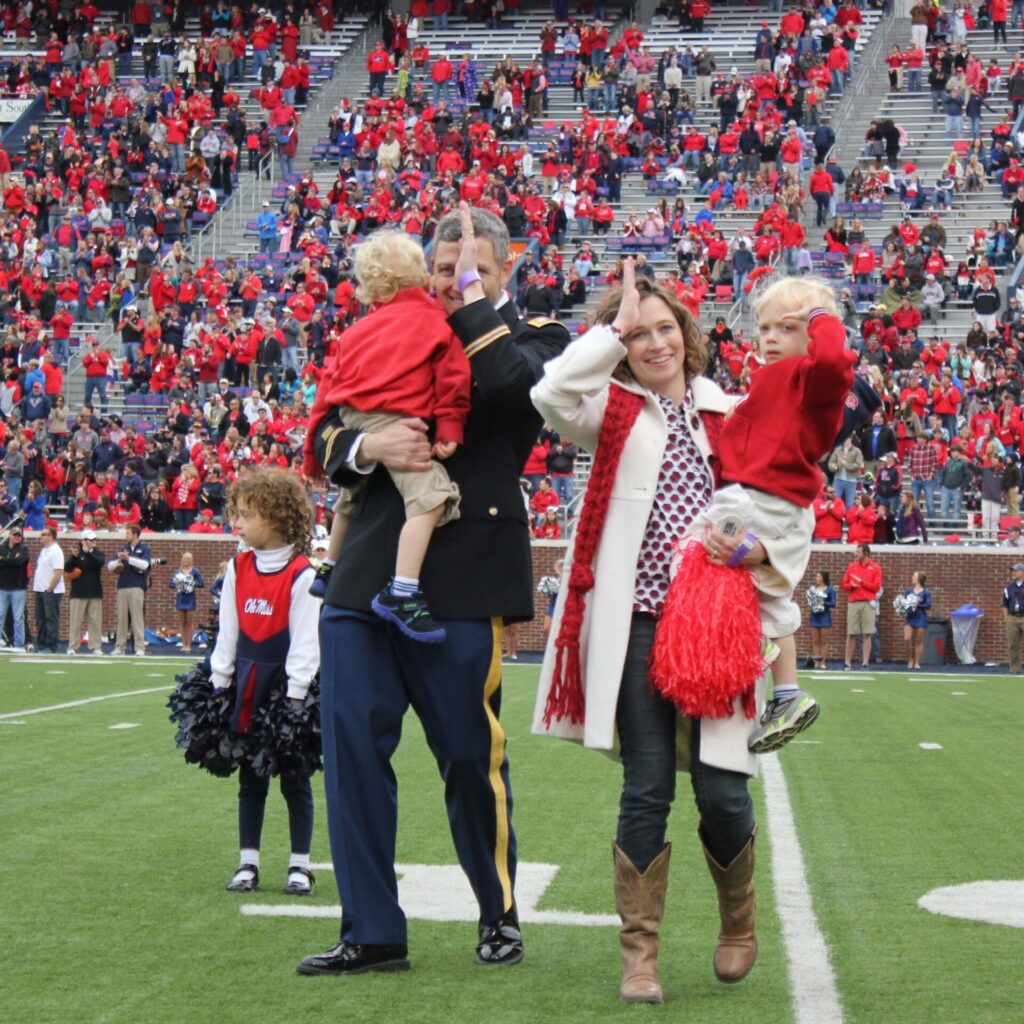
top-left (353, 229), bottom-right (428, 304)
top-left (227, 468), bottom-right (313, 554)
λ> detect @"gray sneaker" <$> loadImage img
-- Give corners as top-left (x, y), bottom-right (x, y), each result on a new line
top-left (748, 689), bottom-right (820, 754)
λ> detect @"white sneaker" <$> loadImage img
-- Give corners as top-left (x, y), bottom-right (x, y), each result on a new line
top-left (113, 648), bottom-right (125, 656)
top-left (8, 646), bottom-right (25, 653)
top-left (133, 650), bottom-right (147, 657)
top-left (66, 649), bottom-right (76, 656)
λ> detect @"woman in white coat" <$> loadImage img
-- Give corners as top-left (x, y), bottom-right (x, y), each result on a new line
top-left (531, 262), bottom-right (775, 1004)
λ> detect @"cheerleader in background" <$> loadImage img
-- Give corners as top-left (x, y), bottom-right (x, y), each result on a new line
top-left (805, 570), bottom-right (837, 670)
top-left (537, 558), bottom-right (564, 643)
top-left (896, 571), bottom-right (931, 669)
top-left (211, 468), bottom-right (321, 896)
top-left (170, 551), bottom-right (205, 655)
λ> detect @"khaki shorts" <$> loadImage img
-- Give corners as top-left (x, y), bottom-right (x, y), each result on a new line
top-left (847, 601), bottom-right (876, 636)
top-left (334, 406), bottom-right (461, 525)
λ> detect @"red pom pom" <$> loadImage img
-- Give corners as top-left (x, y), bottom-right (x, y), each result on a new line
top-left (650, 542), bottom-right (764, 720)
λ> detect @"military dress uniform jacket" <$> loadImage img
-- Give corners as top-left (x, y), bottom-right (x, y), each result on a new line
top-left (314, 296), bottom-right (569, 623)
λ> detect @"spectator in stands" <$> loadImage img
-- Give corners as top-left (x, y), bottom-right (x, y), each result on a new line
top-left (970, 455), bottom-right (1007, 542)
top-left (813, 483), bottom-right (846, 543)
top-left (846, 493), bottom-right (878, 545)
top-left (827, 435), bottom-right (864, 509)
top-left (939, 444), bottom-right (972, 525)
top-left (895, 491), bottom-right (928, 544)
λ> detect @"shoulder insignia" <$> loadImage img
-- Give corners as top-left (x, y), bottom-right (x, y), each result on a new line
top-left (527, 317), bottom-right (562, 329)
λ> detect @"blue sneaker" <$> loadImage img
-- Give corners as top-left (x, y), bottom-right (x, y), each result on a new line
top-left (371, 586), bottom-right (446, 643)
top-left (309, 563), bottom-right (332, 598)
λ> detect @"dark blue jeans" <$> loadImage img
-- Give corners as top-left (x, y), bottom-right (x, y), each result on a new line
top-left (33, 591), bottom-right (61, 651)
top-left (615, 613), bottom-right (754, 871)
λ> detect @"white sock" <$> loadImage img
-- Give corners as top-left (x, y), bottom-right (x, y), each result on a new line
top-left (236, 849), bottom-right (260, 877)
top-left (390, 575), bottom-right (419, 597)
top-left (289, 853), bottom-right (310, 871)
top-left (772, 684), bottom-right (799, 699)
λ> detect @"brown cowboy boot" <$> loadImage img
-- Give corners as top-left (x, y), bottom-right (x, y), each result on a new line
top-left (612, 842), bottom-right (671, 1004)
top-left (700, 824), bottom-right (757, 984)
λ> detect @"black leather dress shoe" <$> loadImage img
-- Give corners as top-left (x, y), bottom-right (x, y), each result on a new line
top-left (296, 941), bottom-right (410, 976)
top-left (284, 866), bottom-right (315, 896)
top-left (226, 864), bottom-right (259, 892)
top-left (475, 908), bottom-right (524, 966)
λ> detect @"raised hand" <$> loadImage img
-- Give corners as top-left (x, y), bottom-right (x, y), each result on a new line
top-left (611, 257), bottom-right (639, 338)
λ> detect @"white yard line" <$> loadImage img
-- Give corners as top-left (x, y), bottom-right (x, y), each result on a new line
top-left (0, 687), bottom-right (168, 720)
top-left (761, 753), bottom-right (845, 1024)
top-left (811, 674), bottom-right (875, 681)
top-left (915, 677), bottom-right (986, 683)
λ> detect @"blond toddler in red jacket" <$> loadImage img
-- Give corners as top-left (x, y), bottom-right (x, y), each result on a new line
top-left (304, 229), bottom-right (470, 642)
top-left (690, 276), bottom-right (855, 752)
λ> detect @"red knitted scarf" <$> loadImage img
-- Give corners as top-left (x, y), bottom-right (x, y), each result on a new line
top-left (544, 384), bottom-right (644, 727)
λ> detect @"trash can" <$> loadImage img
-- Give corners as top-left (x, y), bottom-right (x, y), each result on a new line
top-left (950, 605), bottom-right (985, 666)
top-left (920, 619), bottom-right (949, 666)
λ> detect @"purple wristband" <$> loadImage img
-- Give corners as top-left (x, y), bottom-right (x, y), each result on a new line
top-left (728, 532), bottom-right (759, 568)
top-left (458, 269), bottom-right (482, 293)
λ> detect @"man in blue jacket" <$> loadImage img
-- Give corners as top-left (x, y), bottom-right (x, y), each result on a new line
top-left (256, 201), bottom-right (280, 254)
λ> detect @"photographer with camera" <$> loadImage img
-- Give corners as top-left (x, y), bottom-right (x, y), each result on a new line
top-left (107, 523), bottom-right (152, 656)
top-left (65, 530), bottom-right (105, 655)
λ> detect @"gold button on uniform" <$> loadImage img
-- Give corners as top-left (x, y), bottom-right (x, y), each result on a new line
top-left (488, 507), bottom-right (499, 517)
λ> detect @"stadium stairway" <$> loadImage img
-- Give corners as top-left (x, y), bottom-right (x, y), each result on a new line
top-left (816, 12), bottom-right (1020, 350)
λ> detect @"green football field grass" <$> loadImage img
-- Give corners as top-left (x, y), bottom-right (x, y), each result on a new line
top-left (2, 658), bottom-right (1022, 1024)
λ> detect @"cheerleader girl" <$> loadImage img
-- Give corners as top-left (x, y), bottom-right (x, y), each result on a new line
top-left (169, 551), bottom-right (205, 655)
top-left (210, 468), bottom-right (321, 896)
top-left (898, 571), bottom-right (932, 669)
top-left (805, 570), bottom-right (836, 670)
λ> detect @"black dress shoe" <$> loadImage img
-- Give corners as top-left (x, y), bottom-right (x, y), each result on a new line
top-left (284, 865), bottom-right (315, 896)
top-left (296, 941), bottom-right (410, 976)
top-left (226, 864), bottom-right (259, 892)
top-left (475, 907), bottom-right (524, 966)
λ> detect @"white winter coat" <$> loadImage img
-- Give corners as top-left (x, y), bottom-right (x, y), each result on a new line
top-left (530, 323), bottom-right (770, 777)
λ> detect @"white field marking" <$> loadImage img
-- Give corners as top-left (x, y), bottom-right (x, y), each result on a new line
top-left (919, 742), bottom-right (943, 750)
top-left (0, 720), bottom-right (26, 725)
top-left (109, 723), bottom-right (141, 730)
top-left (791, 740), bottom-right (823, 744)
top-left (811, 674), bottom-right (875, 681)
top-left (241, 862), bottom-right (619, 927)
top-left (919, 881), bottom-right (1024, 929)
top-left (951, 692), bottom-right (968, 697)
top-left (851, 688), bottom-right (866, 693)
top-left (915, 677), bottom-right (986, 683)
top-left (4, 656), bottom-right (184, 667)
top-left (45, 670), bottom-right (67, 675)
top-left (0, 687), bottom-right (168, 720)
top-left (147, 673), bottom-right (167, 678)
top-left (761, 753), bottom-right (845, 1024)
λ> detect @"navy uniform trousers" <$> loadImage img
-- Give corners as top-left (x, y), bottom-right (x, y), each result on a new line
top-left (320, 605), bottom-right (517, 946)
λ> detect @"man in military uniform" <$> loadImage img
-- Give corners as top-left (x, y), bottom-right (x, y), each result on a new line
top-left (1002, 562), bottom-right (1024, 672)
top-left (299, 205), bottom-right (570, 976)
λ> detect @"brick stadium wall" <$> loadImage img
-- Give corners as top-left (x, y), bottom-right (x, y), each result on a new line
top-left (16, 536), bottom-right (1011, 665)
top-left (520, 542), bottom-right (1012, 667)
top-left (20, 534), bottom-right (238, 644)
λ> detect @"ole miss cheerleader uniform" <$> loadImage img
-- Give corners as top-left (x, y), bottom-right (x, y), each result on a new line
top-left (210, 545), bottom-right (321, 884)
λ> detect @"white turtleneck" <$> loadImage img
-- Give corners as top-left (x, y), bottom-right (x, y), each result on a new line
top-left (210, 543), bottom-right (321, 699)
